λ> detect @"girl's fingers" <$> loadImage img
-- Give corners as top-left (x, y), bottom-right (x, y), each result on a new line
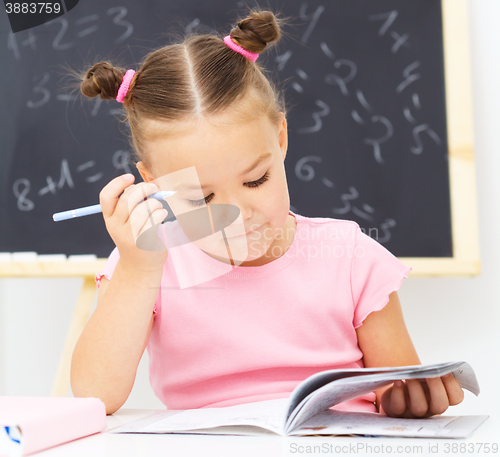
top-left (129, 199), bottom-right (166, 240)
top-left (99, 174), bottom-right (135, 218)
top-left (441, 374), bottom-right (465, 406)
top-left (388, 381), bottom-right (407, 416)
top-left (134, 208), bottom-right (169, 252)
top-left (405, 378), bottom-right (428, 417)
top-left (425, 377), bottom-right (449, 415)
top-left (115, 182), bottom-right (159, 224)
top-left (387, 376), bottom-right (463, 418)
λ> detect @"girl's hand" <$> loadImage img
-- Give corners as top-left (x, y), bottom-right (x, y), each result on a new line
top-left (99, 174), bottom-right (169, 273)
top-left (380, 374), bottom-right (465, 418)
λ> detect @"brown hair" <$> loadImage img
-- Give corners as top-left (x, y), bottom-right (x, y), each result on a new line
top-left (72, 8), bottom-right (293, 173)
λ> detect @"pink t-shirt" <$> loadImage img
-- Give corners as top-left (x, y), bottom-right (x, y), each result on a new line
top-left (95, 210), bottom-right (411, 412)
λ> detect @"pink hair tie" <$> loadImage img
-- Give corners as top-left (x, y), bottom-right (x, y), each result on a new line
top-left (223, 35), bottom-right (259, 62)
top-left (116, 69), bottom-right (135, 103)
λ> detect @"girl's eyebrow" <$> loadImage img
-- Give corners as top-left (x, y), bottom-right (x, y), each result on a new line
top-left (238, 151), bottom-right (273, 177)
top-left (177, 151), bottom-right (273, 191)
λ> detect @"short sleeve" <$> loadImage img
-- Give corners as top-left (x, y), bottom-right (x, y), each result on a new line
top-left (94, 247), bottom-right (120, 289)
top-left (350, 224), bottom-right (412, 329)
top-left (94, 247), bottom-right (159, 316)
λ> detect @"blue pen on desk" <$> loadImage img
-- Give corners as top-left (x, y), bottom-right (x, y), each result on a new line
top-left (52, 191), bottom-right (177, 222)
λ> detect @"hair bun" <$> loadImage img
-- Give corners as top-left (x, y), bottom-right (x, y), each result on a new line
top-left (229, 10), bottom-right (282, 55)
top-left (81, 61), bottom-right (127, 100)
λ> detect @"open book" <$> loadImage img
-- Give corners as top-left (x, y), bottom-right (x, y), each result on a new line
top-left (112, 361), bottom-right (488, 439)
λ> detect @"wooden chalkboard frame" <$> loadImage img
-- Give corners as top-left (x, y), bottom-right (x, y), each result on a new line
top-left (0, 0), bottom-right (480, 398)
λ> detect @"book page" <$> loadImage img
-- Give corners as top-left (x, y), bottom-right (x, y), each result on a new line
top-left (139, 425), bottom-right (278, 436)
top-left (286, 378), bottom-right (392, 433)
top-left (289, 409), bottom-right (489, 439)
top-left (283, 361), bottom-right (462, 423)
top-left (284, 369), bottom-right (382, 422)
top-left (112, 398), bottom-right (289, 436)
top-left (286, 361), bottom-right (478, 433)
top-left (451, 364), bottom-right (480, 393)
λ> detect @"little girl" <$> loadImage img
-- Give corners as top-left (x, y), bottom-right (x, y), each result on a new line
top-left (70, 9), bottom-right (464, 417)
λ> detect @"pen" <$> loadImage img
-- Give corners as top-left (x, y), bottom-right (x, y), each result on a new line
top-left (52, 190), bottom-right (177, 221)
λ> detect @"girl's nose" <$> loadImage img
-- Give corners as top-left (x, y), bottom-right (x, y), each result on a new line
top-left (222, 196), bottom-right (254, 223)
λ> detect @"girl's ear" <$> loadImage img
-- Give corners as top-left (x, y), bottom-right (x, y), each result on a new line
top-left (278, 113), bottom-right (288, 161)
top-left (136, 161), bottom-right (155, 183)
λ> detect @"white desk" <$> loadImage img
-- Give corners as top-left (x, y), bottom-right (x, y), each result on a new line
top-left (34, 409), bottom-right (497, 457)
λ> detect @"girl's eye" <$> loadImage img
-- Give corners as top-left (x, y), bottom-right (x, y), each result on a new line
top-left (187, 172), bottom-right (270, 207)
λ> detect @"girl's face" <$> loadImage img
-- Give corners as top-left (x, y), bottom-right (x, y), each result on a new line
top-left (137, 112), bottom-right (296, 267)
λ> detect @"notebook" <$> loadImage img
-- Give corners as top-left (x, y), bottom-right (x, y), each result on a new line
top-left (0, 396), bottom-right (106, 456)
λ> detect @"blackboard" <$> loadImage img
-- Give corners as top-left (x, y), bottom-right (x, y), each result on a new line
top-left (0, 0), bottom-right (453, 259)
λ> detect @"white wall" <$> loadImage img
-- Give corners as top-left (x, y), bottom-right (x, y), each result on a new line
top-left (1, 0), bottom-right (498, 416)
